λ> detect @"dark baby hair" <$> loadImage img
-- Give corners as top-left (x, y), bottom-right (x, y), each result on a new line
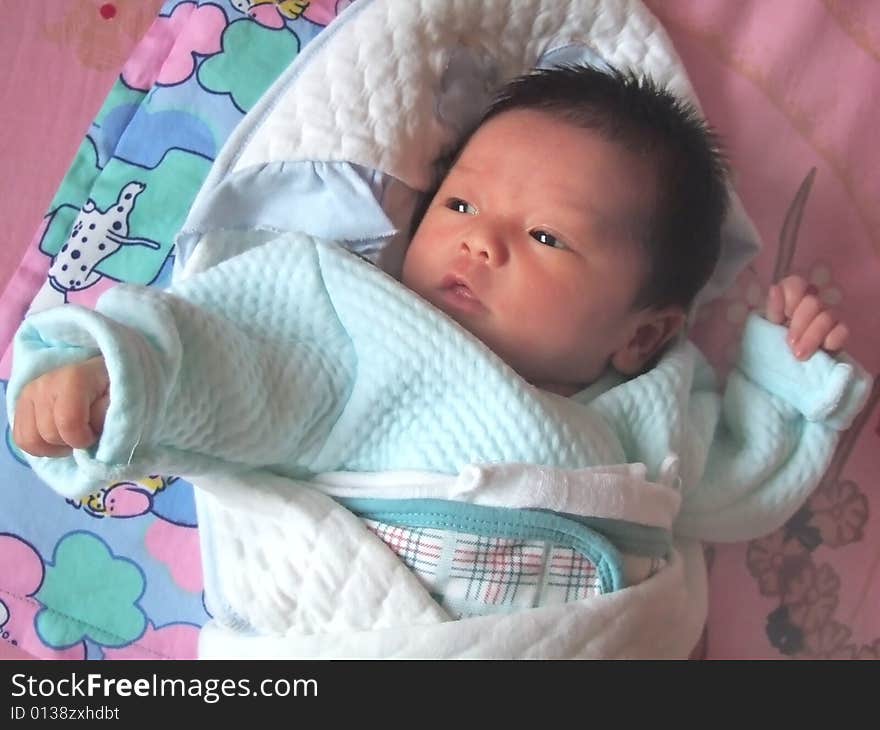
top-left (419, 64), bottom-right (730, 311)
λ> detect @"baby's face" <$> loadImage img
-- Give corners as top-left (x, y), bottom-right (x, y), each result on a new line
top-left (402, 109), bottom-right (659, 393)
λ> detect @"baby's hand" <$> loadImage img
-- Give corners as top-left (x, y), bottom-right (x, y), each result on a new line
top-left (766, 275), bottom-right (849, 360)
top-left (12, 357), bottom-right (110, 457)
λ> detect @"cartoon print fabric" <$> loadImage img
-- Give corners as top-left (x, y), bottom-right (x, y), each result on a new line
top-left (0, 0), bottom-right (348, 660)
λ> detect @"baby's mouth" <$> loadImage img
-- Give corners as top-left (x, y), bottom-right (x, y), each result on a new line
top-left (438, 274), bottom-right (487, 315)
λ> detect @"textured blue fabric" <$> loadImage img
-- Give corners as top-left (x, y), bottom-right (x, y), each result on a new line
top-left (6, 233), bottom-right (872, 541)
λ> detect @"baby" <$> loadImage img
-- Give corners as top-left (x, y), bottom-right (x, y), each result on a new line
top-left (7, 67), bottom-right (869, 630)
top-left (11, 67), bottom-right (850, 457)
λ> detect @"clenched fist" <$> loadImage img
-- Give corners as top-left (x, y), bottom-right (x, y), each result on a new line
top-left (12, 356), bottom-right (110, 458)
top-left (766, 275), bottom-right (849, 361)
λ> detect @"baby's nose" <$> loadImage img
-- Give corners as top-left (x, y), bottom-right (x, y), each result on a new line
top-left (461, 229), bottom-right (508, 266)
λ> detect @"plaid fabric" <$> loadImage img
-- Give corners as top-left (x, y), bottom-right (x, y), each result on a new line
top-left (364, 520), bottom-right (604, 619)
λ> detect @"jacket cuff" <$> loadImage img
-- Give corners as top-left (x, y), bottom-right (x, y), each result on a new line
top-left (7, 303), bottom-right (153, 498)
top-left (737, 313), bottom-right (872, 430)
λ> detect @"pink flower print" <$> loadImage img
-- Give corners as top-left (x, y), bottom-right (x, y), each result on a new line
top-left (805, 261), bottom-right (844, 308)
top-left (0, 535), bottom-right (85, 659)
top-left (808, 479), bottom-right (869, 548)
top-left (303, 0), bottom-right (353, 26)
top-left (102, 621), bottom-right (199, 660)
top-left (746, 531), bottom-right (810, 597)
top-left (783, 562), bottom-right (840, 634)
top-left (856, 639), bottom-right (880, 660)
top-left (803, 621), bottom-right (855, 658)
top-left (145, 521), bottom-right (203, 594)
top-left (121, 2), bottom-right (226, 91)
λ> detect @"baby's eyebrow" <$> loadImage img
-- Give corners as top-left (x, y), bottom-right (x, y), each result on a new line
top-left (544, 194), bottom-right (616, 242)
top-left (538, 179), bottom-right (650, 245)
top-left (445, 160), bottom-right (483, 179)
top-left (558, 201), bottom-right (651, 251)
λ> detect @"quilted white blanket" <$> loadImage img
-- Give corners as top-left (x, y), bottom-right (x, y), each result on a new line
top-left (195, 469), bottom-right (707, 659)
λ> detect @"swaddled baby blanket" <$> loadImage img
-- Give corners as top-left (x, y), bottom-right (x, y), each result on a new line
top-left (6, 0), bottom-right (874, 657)
top-left (8, 232), bottom-right (870, 655)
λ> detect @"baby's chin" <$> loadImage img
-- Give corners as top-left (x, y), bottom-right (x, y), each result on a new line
top-left (530, 380), bottom-right (584, 397)
top-left (411, 285), bottom-right (589, 393)
top-left (453, 324), bottom-right (552, 383)
top-left (494, 347), bottom-right (597, 395)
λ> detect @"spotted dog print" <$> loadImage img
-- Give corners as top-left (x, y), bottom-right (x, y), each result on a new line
top-left (47, 181), bottom-right (159, 298)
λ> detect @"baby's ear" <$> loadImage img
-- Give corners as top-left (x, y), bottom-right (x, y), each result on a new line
top-left (611, 306), bottom-right (686, 376)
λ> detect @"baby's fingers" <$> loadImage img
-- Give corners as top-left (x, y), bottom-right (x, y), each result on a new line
top-left (765, 284), bottom-right (786, 325)
top-left (776, 276), bottom-right (810, 320)
top-left (55, 389), bottom-right (99, 449)
top-left (13, 395), bottom-right (71, 458)
top-left (35, 395), bottom-right (65, 446)
top-left (786, 294), bottom-right (823, 350)
top-left (823, 322), bottom-right (849, 353)
top-left (89, 392), bottom-right (110, 439)
top-left (791, 310), bottom-right (839, 360)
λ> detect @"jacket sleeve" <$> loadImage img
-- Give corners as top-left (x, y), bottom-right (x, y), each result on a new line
top-left (5, 235), bottom-right (356, 499)
top-left (676, 313), bottom-right (872, 541)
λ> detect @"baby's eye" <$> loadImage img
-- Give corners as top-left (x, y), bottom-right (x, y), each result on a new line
top-left (530, 230), bottom-right (564, 249)
top-left (446, 198), bottom-right (477, 215)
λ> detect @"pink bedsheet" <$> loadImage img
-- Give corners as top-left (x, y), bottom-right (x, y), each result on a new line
top-left (1, 0), bottom-right (877, 659)
top-left (0, 1), bottom-right (163, 302)
top-left (0, 0), bottom-right (163, 662)
top-left (644, 0), bottom-right (880, 659)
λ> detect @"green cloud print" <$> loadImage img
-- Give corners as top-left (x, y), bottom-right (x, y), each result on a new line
top-left (35, 532), bottom-right (147, 649)
top-left (198, 19), bottom-right (300, 112)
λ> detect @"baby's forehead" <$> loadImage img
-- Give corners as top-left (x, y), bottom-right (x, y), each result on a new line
top-left (446, 122), bottom-right (657, 231)
top-left (452, 109), bottom-right (655, 177)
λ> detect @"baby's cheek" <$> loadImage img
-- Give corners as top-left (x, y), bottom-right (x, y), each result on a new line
top-left (517, 277), bottom-right (574, 325)
top-left (507, 295), bottom-right (572, 351)
top-left (400, 242), bottom-right (429, 291)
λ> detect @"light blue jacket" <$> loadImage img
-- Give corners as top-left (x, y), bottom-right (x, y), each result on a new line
top-left (6, 234), bottom-right (872, 541)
